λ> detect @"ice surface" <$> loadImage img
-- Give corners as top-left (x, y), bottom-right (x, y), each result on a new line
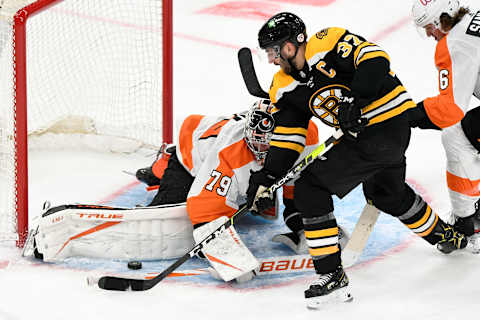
top-left (1, 1), bottom-right (479, 319)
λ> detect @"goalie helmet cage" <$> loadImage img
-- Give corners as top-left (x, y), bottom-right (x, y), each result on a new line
top-left (0, 0), bottom-right (173, 247)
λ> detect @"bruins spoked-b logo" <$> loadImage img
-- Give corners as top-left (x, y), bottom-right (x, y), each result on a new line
top-left (309, 84), bottom-right (350, 127)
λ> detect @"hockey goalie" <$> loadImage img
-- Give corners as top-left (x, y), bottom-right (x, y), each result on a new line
top-left (26, 100), bottom-right (348, 282)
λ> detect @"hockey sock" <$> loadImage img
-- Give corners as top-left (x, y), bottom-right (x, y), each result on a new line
top-left (397, 194), bottom-right (446, 244)
top-left (303, 213), bottom-right (341, 274)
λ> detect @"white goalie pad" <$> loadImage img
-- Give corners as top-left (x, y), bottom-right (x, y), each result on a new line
top-left (193, 216), bottom-right (259, 282)
top-left (33, 203), bottom-right (194, 262)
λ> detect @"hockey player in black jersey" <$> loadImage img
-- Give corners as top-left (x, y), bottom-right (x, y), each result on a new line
top-left (246, 12), bottom-right (468, 309)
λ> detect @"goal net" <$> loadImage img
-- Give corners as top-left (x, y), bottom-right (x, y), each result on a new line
top-left (0, 0), bottom-right (173, 246)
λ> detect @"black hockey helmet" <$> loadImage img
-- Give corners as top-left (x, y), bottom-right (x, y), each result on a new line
top-left (258, 12), bottom-right (306, 49)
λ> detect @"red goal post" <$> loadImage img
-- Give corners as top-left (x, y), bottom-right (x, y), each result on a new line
top-left (0, 0), bottom-right (173, 247)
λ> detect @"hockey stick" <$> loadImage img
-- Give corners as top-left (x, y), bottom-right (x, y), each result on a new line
top-left (238, 47), bottom-right (269, 99)
top-left (96, 129), bottom-right (344, 291)
top-left (341, 203), bottom-right (380, 267)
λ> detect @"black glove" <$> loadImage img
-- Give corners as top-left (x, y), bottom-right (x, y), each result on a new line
top-left (246, 169), bottom-right (276, 214)
top-left (407, 101), bottom-right (440, 130)
top-left (337, 96), bottom-right (368, 140)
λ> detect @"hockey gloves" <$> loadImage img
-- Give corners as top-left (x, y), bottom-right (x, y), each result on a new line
top-left (246, 169), bottom-right (276, 215)
top-left (337, 96), bottom-right (368, 140)
top-left (406, 101), bottom-right (441, 130)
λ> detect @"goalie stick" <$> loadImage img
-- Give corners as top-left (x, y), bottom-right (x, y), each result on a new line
top-left (96, 129), bottom-right (344, 291)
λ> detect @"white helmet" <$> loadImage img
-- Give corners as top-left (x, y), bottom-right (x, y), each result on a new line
top-left (412, 0), bottom-right (460, 31)
top-left (244, 99), bottom-right (275, 162)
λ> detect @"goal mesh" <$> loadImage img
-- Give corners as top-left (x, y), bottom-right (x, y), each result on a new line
top-left (0, 0), bottom-right (172, 245)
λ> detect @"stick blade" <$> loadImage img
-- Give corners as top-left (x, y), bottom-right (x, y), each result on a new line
top-left (238, 47), bottom-right (269, 99)
top-left (98, 276), bottom-right (149, 291)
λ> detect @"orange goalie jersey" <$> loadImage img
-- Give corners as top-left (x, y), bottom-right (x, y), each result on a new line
top-left (178, 114), bottom-right (319, 225)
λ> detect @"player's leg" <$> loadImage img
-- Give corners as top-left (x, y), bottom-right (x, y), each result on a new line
top-left (294, 175), bottom-right (352, 308)
top-left (443, 118), bottom-right (480, 250)
top-left (149, 147), bottom-right (194, 206)
top-left (363, 161), bottom-right (467, 253)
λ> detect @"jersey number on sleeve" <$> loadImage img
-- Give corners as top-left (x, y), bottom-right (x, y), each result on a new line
top-left (337, 34), bottom-right (363, 58)
top-left (439, 69), bottom-right (449, 90)
top-left (205, 170), bottom-right (232, 196)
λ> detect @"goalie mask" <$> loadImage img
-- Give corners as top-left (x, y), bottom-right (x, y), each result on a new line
top-left (244, 99), bottom-right (275, 164)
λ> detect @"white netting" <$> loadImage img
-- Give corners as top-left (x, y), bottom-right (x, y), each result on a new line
top-left (0, 0), bottom-right (168, 243)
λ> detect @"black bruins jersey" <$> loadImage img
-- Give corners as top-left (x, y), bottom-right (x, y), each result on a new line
top-left (265, 27), bottom-right (416, 176)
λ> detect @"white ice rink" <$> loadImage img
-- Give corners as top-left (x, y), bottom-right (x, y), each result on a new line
top-left (1, 1), bottom-right (480, 319)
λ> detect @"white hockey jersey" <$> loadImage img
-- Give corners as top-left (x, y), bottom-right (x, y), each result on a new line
top-left (423, 9), bottom-right (480, 128)
top-left (423, 10), bottom-right (480, 217)
top-left (176, 113), bottom-right (246, 177)
top-left (181, 115), bottom-right (319, 225)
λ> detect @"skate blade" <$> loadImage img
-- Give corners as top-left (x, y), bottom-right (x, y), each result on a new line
top-left (306, 287), bottom-right (353, 310)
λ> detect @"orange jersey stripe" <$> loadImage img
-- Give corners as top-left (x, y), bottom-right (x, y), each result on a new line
top-left (446, 171), bottom-right (480, 197)
top-left (178, 115), bottom-right (205, 171)
top-left (423, 37), bottom-right (464, 129)
top-left (187, 139), bottom-right (255, 225)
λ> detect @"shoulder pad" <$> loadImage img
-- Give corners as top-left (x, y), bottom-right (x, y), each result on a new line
top-left (305, 27), bottom-right (347, 62)
top-left (269, 70), bottom-right (298, 104)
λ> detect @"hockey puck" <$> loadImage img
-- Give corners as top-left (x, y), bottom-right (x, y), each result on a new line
top-left (127, 261), bottom-right (142, 270)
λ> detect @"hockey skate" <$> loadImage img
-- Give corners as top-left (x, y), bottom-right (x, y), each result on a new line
top-left (304, 266), bottom-right (353, 309)
top-left (453, 206), bottom-right (480, 254)
top-left (135, 166), bottom-right (160, 186)
top-left (135, 143), bottom-right (173, 186)
top-left (435, 223), bottom-right (468, 254)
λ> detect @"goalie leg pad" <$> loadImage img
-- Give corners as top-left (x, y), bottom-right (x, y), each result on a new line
top-left (193, 216), bottom-right (259, 282)
top-left (33, 204), bottom-right (194, 262)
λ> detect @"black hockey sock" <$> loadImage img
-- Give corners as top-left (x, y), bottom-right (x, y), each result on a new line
top-left (303, 213), bottom-right (341, 274)
top-left (397, 195), bottom-right (442, 244)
